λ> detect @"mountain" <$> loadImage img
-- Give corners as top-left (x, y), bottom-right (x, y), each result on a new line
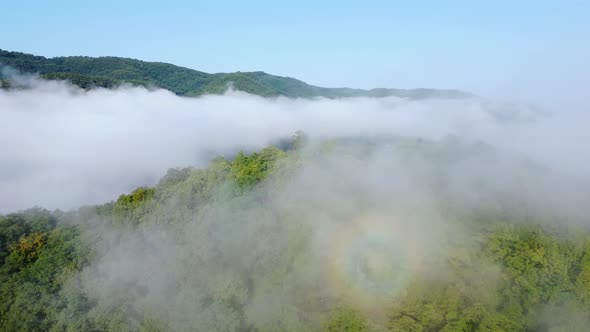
top-left (0, 49), bottom-right (471, 99)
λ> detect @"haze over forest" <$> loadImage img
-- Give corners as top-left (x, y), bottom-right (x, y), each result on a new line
top-left (1, 3), bottom-right (589, 330)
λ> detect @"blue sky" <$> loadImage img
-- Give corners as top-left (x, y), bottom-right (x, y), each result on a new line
top-left (2, 0), bottom-right (589, 100)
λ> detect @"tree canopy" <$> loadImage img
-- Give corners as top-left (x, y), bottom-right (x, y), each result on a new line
top-left (0, 49), bottom-right (471, 99)
top-left (1, 138), bottom-right (589, 331)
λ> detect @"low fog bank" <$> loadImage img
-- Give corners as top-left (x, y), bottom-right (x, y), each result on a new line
top-left (77, 135), bottom-right (590, 330)
top-left (78, 146), bottom-right (450, 330)
top-left (0, 75), bottom-right (588, 213)
top-left (2, 74), bottom-right (590, 330)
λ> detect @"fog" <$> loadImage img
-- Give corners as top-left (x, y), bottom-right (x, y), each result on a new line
top-left (75, 110), bottom-right (589, 329)
top-left (2, 74), bottom-right (590, 330)
top-left (1, 76), bottom-right (588, 213)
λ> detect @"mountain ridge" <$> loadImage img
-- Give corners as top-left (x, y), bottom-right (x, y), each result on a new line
top-left (0, 49), bottom-right (471, 99)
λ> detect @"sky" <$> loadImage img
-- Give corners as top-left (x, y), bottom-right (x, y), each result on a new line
top-left (1, 0), bottom-right (589, 101)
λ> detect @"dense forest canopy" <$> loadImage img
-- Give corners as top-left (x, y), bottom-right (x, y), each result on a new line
top-left (2, 135), bottom-right (590, 331)
top-left (0, 49), bottom-right (471, 99)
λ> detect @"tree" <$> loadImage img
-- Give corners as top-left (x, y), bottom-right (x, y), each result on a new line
top-left (326, 308), bottom-right (369, 332)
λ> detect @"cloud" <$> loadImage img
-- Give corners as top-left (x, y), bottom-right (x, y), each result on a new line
top-left (76, 125), bottom-right (589, 329)
top-left (0, 75), bottom-right (588, 214)
top-left (2, 75), bottom-right (589, 329)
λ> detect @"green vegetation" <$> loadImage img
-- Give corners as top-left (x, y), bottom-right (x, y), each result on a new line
top-left (1, 138), bottom-right (589, 331)
top-left (41, 72), bottom-right (123, 90)
top-left (388, 225), bottom-right (590, 331)
top-left (0, 209), bottom-right (91, 331)
top-left (326, 308), bottom-right (370, 332)
top-left (0, 78), bottom-right (10, 89)
top-left (0, 49), bottom-right (470, 99)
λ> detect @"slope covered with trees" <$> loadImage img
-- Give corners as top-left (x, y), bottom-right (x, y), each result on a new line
top-left (1, 136), bottom-right (589, 331)
top-left (0, 49), bottom-right (470, 99)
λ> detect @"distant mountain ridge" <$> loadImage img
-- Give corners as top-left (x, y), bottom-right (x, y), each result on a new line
top-left (0, 49), bottom-right (471, 99)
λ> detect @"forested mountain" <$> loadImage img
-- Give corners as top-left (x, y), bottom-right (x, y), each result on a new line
top-left (1, 136), bottom-right (590, 331)
top-left (0, 49), bottom-right (470, 99)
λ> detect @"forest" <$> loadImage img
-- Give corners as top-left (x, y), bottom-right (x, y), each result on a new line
top-left (2, 134), bottom-right (590, 332)
top-left (0, 49), bottom-right (469, 99)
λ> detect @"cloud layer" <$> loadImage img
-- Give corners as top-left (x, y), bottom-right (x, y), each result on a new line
top-left (2, 76), bottom-right (590, 330)
top-left (0, 77), bottom-right (588, 212)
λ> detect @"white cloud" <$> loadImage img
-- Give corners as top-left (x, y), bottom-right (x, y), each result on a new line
top-left (0, 77), bottom-right (588, 212)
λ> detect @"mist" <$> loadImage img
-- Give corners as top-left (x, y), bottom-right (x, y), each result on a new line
top-left (1, 76), bottom-right (588, 213)
top-left (75, 116), bottom-right (589, 330)
top-left (2, 74), bottom-right (590, 330)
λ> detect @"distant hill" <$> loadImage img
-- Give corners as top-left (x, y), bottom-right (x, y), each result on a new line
top-left (0, 49), bottom-right (471, 99)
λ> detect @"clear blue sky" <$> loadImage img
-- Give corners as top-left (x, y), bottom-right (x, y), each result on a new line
top-left (2, 0), bottom-right (589, 100)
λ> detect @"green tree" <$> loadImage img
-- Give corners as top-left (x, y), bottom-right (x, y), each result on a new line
top-left (326, 308), bottom-right (369, 332)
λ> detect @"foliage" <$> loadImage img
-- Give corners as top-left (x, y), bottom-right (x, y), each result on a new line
top-left (41, 72), bottom-right (122, 89)
top-left (115, 187), bottom-right (156, 211)
top-left (325, 308), bottom-right (370, 332)
top-left (0, 210), bottom-right (91, 331)
top-left (9, 232), bottom-right (47, 263)
top-left (0, 78), bottom-right (10, 88)
top-left (0, 49), bottom-right (471, 99)
top-left (229, 147), bottom-right (287, 189)
top-left (1, 141), bottom-right (590, 331)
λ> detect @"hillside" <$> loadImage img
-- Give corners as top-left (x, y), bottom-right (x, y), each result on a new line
top-left (0, 49), bottom-right (470, 99)
top-left (1, 138), bottom-right (590, 331)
